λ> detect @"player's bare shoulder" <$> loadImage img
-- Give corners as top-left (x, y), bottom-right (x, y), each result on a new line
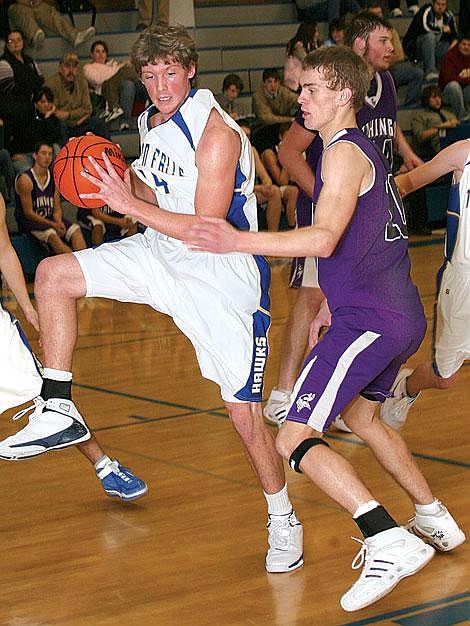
top-left (197, 108), bottom-right (241, 167)
top-left (322, 139), bottom-right (371, 191)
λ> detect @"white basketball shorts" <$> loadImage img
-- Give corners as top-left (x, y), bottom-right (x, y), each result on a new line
top-left (73, 230), bottom-right (271, 403)
top-left (434, 262), bottom-right (470, 378)
top-left (0, 305), bottom-right (42, 414)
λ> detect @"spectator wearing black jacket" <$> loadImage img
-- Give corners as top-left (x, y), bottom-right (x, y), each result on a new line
top-left (0, 30), bottom-right (44, 152)
top-left (403, 0), bottom-right (459, 82)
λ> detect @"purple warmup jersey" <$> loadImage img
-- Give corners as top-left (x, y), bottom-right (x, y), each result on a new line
top-left (290, 71), bottom-right (398, 287)
top-left (14, 168), bottom-right (55, 233)
top-left (315, 128), bottom-right (423, 321)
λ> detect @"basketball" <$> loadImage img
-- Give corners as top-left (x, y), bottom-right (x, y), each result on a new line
top-left (53, 134), bottom-right (127, 209)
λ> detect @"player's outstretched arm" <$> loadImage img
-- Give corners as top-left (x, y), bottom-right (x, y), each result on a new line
top-left (186, 141), bottom-right (367, 257)
top-left (395, 139), bottom-right (468, 197)
top-left (0, 196), bottom-right (39, 330)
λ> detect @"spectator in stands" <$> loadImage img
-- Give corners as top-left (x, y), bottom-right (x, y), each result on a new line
top-left (14, 142), bottom-right (87, 255)
top-left (366, 3), bottom-right (424, 108)
top-left (83, 40), bottom-right (141, 131)
top-left (9, 86), bottom-right (65, 175)
top-left (323, 17), bottom-right (346, 47)
top-left (215, 73), bottom-right (244, 120)
top-left (283, 22), bottom-right (321, 92)
top-left (0, 30), bottom-right (43, 100)
top-left (388, 0), bottom-right (419, 18)
top-left (238, 119), bottom-right (284, 231)
top-left (261, 122), bottom-right (297, 228)
top-left (438, 35), bottom-right (470, 122)
top-left (411, 85), bottom-right (458, 160)
top-left (45, 52), bottom-right (110, 141)
top-left (0, 30), bottom-right (43, 152)
top-left (403, 0), bottom-right (459, 82)
top-left (136, 0), bottom-right (169, 31)
top-left (252, 68), bottom-right (298, 126)
top-left (77, 205), bottom-right (138, 246)
top-left (8, 0), bottom-right (95, 49)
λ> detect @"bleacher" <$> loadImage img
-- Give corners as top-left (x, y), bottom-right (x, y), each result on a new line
top-left (2, 0), bottom-right (466, 273)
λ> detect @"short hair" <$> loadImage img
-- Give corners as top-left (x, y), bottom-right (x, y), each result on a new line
top-left (32, 141), bottom-right (53, 155)
top-left (32, 86), bottom-right (54, 104)
top-left (222, 73), bottom-right (244, 93)
top-left (303, 45), bottom-right (370, 111)
top-left (344, 12), bottom-right (391, 48)
top-left (61, 52), bottom-right (80, 67)
top-left (91, 39), bottom-right (109, 55)
top-left (131, 24), bottom-right (198, 75)
top-left (262, 68), bottom-right (281, 82)
top-left (421, 84), bottom-right (442, 107)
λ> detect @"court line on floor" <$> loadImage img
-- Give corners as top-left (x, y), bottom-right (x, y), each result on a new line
top-left (73, 382), bottom-right (469, 469)
top-left (340, 591), bottom-right (469, 626)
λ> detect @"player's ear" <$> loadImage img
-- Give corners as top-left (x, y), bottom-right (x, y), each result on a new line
top-left (352, 36), bottom-right (366, 56)
top-left (188, 63), bottom-right (196, 80)
top-left (339, 87), bottom-right (352, 105)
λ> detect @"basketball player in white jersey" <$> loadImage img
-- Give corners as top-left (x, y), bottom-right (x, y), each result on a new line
top-left (0, 25), bottom-right (303, 572)
top-left (381, 139), bottom-right (470, 430)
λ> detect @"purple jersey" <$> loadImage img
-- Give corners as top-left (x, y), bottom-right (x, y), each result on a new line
top-left (315, 127), bottom-right (423, 321)
top-left (290, 71), bottom-right (398, 287)
top-left (14, 168), bottom-right (55, 233)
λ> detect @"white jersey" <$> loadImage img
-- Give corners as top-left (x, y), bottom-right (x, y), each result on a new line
top-left (433, 140), bottom-right (470, 377)
top-left (446, 139), bottom-right (470, 266)
top-left (132, 88), bottom-right (258, 231)
top-left (0, 303), bottom-right (42, 414)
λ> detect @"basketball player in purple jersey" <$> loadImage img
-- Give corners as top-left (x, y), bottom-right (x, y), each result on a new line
top-left (264, 13), bottom-right (424, 426)
top-left (185, 46), bottom-right (464, 612)
top-left (380, 139), bottom-right (470, 436)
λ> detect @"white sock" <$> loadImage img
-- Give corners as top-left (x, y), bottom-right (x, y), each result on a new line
top-left (94, 455), bottom-right (112, 472)
top-left (264, 484), bottom-right (292, 516)
top-left (353, 500), bottom-right (380, 518)
top-left (415, 499), bottom-right (441, 515)
top-left (43, 367), bottom-right (72, 382)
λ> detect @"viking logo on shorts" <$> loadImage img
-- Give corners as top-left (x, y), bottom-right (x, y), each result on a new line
top-left (296, 393), bottom-right (316, 412)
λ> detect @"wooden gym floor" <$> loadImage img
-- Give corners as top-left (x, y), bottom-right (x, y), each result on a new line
top-left (0, 235), bottom-right (468, 625)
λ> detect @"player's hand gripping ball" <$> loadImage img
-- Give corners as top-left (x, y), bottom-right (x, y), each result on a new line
top-left (53, 134), bottom-right (127, 209)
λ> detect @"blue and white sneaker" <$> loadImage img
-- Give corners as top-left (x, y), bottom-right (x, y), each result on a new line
top-left (97, 458), bottom-right (148, 501)
top-left (0, 396), bottom-right (91, 460)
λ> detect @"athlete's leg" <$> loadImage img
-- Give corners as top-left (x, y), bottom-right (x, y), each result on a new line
top-left (282, 185), bottom-right (298, 228)
top-left (276, 410), bottom-right (435, 612)
top-left (409, 361), bottom-right (459, 396)
top-left (69, 228), bottom-right (87, 251)
top-left (226, 400), bottom-right (285, 492)
top-left (277, 418), bottom-right (373, 513)
top-left (277, 286), bottom-right (324, 391)
top-left (227, 400), bottom-right (303, 573)
top-left (341, 396), bottom-right (434, 505)
top-left (45, 232), bottom-right (72, 255)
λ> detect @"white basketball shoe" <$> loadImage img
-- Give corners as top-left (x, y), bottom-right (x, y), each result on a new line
top-left (380, 368), bottom-right (418, 430)
top-left (340, 527), bottom-right (434, 612)
top-left (407, 501), bottom-right (466, 552)
top-left (0, 397), bottom-right (91, 460)
top-left (266, 510), bottom-right (304, 573)
top-left (263, 388), bottom-right (293, 426)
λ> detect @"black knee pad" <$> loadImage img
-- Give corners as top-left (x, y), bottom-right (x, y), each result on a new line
top-left (289, 437), bottom-right (329, 473)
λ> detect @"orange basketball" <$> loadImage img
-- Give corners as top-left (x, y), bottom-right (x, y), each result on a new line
top-left (53, 134), bottom-right (127, 209)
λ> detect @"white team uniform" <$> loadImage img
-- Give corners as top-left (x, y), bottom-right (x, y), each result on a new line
top-left (0, 303), bottom-right (42, 414)
top-left (74, 89), bottom-right (271, 403)
top-left (434, 140), bottom-right (470, 378)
